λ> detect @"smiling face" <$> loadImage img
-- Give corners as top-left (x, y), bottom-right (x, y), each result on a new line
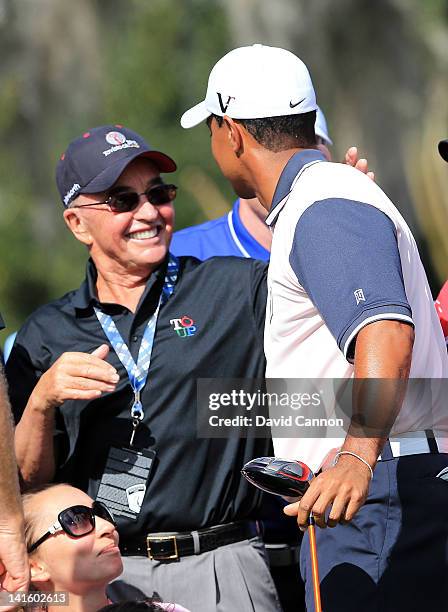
top-left (25, 485), bottom-right (122, 595)
top-left (64, 158), bottom-right (175, 279)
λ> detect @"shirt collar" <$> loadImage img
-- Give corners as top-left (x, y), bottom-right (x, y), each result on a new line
top-left (70, 257), bottom-right (168, 312)
top-left (231, 200), bottom-right (270, 262)
top-left (69, 259), bottom-right (98, 310)
top-left (270, 148), bottom-right (327, 212)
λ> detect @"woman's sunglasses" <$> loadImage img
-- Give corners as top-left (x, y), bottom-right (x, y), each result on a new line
top-left (71, 183), bottom-right (177, 213)
top-left (28, 501), bottom-right (116, 553)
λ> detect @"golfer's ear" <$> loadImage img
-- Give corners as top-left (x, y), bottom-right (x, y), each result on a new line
top-left (224, 116), bottom-right (244, 154)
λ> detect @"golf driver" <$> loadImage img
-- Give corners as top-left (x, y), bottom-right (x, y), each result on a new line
top-left (242, 457), bottom-right (322, 612)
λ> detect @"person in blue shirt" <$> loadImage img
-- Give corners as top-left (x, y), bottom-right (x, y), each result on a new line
top-left (172, 196), bottom-right (270, 261)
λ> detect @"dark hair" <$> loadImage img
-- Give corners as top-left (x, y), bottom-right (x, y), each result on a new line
top-left (98, 600), bottom-right (172, 612)
top-left (209, 111), bottom-right (317, 152)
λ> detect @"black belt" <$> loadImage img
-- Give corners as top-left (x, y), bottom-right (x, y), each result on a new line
top-left (120, 520), bottom-right (260, 561)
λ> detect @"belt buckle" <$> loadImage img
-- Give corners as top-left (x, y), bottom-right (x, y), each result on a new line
top-left (146, 535), bottom-right (179, 561)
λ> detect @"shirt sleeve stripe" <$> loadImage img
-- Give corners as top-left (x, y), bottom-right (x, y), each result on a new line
top-left (342, 308), bottom-right (414, 362)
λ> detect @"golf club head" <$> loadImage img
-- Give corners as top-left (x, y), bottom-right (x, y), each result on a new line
top-left (241, 457), bottom-right (314, 498)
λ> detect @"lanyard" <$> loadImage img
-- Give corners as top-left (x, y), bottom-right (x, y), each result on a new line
top-left (94, 254), bottom-right (179, 443)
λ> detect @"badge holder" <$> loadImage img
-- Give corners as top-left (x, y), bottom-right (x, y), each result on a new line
top-left (96, 391), bottom-right (155, 522)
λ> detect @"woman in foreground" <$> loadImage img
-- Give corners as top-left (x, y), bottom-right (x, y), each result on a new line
top-left (23, 484), bottom-right (189, 612)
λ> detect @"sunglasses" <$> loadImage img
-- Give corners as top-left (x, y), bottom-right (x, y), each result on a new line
top-left (28, 501), bottom-right (116, 553)
top-left (72, 183), bottom-right (177, 213)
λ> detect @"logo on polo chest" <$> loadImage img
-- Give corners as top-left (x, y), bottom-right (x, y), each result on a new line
top-left (170, 315), bottom-right (197, 337)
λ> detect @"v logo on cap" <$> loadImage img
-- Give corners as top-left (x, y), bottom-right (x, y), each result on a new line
top-left (217, 93), bottom-right (235, 114)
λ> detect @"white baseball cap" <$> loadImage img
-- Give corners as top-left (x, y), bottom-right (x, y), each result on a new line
top-left (180, 44), bottom-right (317, 129)
top-left (315, 106), bottom-right (333, 146)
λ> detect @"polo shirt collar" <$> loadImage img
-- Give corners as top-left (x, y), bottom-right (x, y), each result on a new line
top-left (232, 200), bottom-right (270, 261)
top-left (266, 149), bottom-right (326, 227)
top-left (70, 257), bottom-right (168, 311)
top-left (69, 259), bottom-right (98, 310)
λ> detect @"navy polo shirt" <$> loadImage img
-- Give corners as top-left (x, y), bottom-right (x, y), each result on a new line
top-left (6, 255), bottom-right (270, 537)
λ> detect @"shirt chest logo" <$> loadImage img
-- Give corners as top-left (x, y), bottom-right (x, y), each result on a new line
top-left (169, 315), bottom-right (197, 337)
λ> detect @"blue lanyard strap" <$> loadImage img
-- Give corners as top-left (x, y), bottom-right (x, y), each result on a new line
top-left (94, 254), bottom-right (179, 422)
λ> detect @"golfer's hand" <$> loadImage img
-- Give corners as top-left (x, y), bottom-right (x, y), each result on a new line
top-left (32, 344), bottom-right (119, 411)
top-left (284, 455), bottom-right (371, 529)
top-left (344, 146), bottom-right (375, 181)
top-left (0, 519), bottom-right (29, 611)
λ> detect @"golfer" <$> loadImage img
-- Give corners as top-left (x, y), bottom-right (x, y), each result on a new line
top-left (181, 44), bottom-right (448, 611)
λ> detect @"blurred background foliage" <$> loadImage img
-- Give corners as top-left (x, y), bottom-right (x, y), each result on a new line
top-left (0, 0), bottom-right (447, 337)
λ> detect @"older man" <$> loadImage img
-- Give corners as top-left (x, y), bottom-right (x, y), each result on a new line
top-left (6, 125), bottom-right (280, 612)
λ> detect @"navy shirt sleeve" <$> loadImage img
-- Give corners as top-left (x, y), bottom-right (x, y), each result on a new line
top-left (289, 198), bottom-right (413, 360)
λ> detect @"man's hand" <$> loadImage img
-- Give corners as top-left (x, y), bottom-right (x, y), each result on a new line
top-left (0, 519), bottom-right (29, 611)
top-left (14, 345), bottom-right (118, 487)
top-left (31, 344), bottom-right (119, 411)
top-left (344, 146), bottom-right (375, 181)
top-left (283, 454), bottom-right (371, 529)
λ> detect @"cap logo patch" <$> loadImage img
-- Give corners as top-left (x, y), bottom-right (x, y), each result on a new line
top-left (63, 183), bottom-right (81, 206)
top-left (105, 131), bottom-right (127, 145)
top-left (217, 93), bottom-right (235, 114)
top-left (102, 132), bottom-right (141, 157)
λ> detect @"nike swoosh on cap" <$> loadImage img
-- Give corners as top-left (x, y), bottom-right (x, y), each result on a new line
top-left (289, 98), bottom-right (306, 108)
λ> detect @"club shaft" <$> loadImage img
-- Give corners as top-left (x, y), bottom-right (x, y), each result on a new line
top-left (308, 515), bottom-right (322, 612)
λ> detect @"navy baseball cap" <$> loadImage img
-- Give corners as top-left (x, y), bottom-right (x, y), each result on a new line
top-left (439, 139), bottom-right (448, 163)
top-left (56, 125), bottom-right (177, 207)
